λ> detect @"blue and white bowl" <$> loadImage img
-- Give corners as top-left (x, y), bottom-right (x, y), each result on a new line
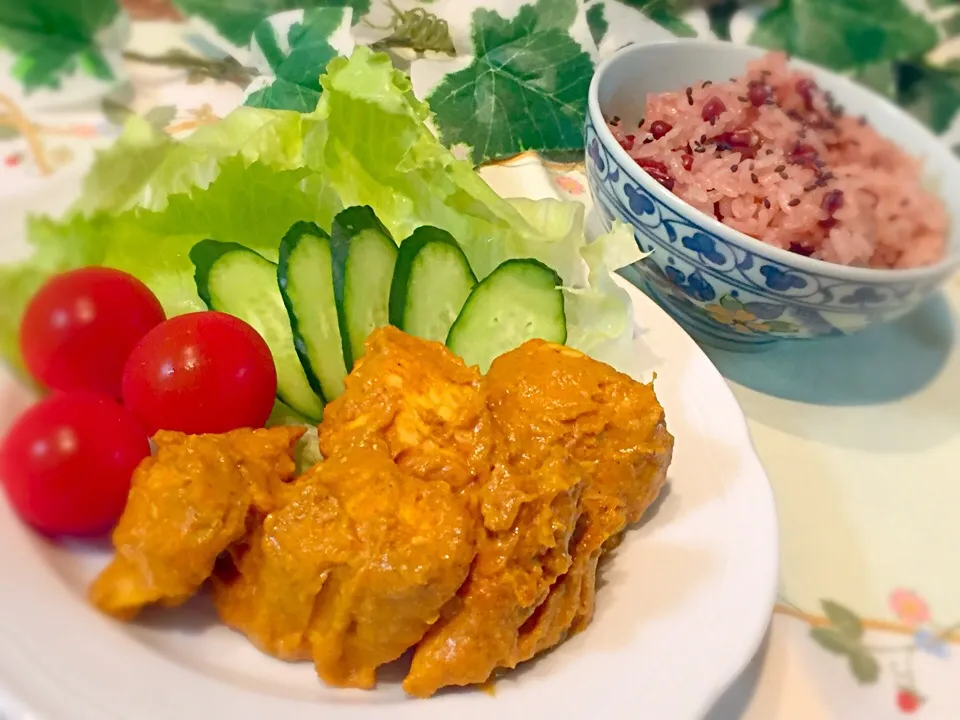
top-left (586, 40), bottom-right (960, 350)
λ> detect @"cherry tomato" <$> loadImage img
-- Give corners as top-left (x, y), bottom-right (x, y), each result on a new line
top-left (121, 312), bottom-right (277, 435)
top-left (0, 392), bottom-right (150, 537)
top-left (20, 268), bottom-right (166, 398)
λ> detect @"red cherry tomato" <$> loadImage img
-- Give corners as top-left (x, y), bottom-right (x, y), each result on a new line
top-left (0, 392), bottom-right (150, 537)
top-left (20, 268), bottom-right (166, 398)
top-left (121, 312), bottom-right (277, 435)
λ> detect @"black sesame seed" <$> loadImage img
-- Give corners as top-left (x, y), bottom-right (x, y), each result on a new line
top-left (763, 198), bottom-right (771, 208)
top-left (738, 96), bottom-right (748, 103)
top-left (637, 118), bottom-right (645, 128)
top-left (643, 137), bottom-right (653, 144)
top-left (788, 198), bottom-right (801, 207)
top-left (686, 87), bottom-right (694, 106)
top-left (774, 165), bottom-right (786, 173)
top-left (731, 164), bottom-right (739, 172)
top-left (702, 80), bottom-right (713, 88)
top-left (700, 134), bottom-right (707, 144)
top-left (751, 173), bottom-right (759, 184)
top-left (779, 171), bottom-right (789, 180)
top-left (612, 115), bottom-right (620, 123)
top-left (765, 149), bottom-right (774, 155)
top-left (694, 146), bottom-right (706, 153)
top-left (804, 184), bottom-right (816, 192)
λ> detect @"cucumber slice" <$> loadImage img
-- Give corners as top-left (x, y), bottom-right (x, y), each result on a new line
top-left (278, 221), bottom-right (350, 403)
top-left (191, 240), bottom-right (325, 421)
top-left (389, 227), bottom-right (477, 343)
top-left (446, 259), bottom-right (566, 372)
top-left (330, 206), bottom-right (398, 365)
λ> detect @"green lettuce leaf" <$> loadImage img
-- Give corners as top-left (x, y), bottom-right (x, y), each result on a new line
top-left (305, 47), bottom-right (532, 280)
top-left (76, 108), bottom-right (319, 216)
top-left (0, 46), bottom-right (639, 377)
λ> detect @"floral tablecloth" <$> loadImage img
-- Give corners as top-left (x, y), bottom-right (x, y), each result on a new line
top-left (2, 0), bottom-right (959, 717)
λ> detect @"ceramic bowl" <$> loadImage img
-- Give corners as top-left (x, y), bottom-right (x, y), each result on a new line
top-left (585, 40), bottom-right (960, 350)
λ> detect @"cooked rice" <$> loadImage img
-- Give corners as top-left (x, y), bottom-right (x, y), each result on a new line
top-left (607, 52), bottom-right (948, 269)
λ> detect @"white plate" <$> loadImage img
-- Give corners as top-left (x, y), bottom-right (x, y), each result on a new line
top-left (0, 273), bottom-right (779, 720)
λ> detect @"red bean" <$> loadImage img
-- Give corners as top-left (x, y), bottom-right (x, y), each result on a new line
top-left (821, 189), bottom-right (844, 215)
top-left (701, 96), bottom-right (727, 123)
top-left (636, 158), bottom-right (675, 191)
top-left (650, 120), bottom-right (673, 140)
top-left (747, 81), bottom-right (769, 107)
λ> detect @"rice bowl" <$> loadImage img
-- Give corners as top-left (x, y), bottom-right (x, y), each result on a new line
top-left (586, 40), bottom-right (960, 347)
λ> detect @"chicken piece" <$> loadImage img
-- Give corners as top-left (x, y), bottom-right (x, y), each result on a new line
top-left (404, 341), bottom-right (674, 697)
top-left (319, 326), bottom-right (491, 491)
top-left (89, 426), bottom-right (304, 620)
top-left (212, 448), bottom-right (476, 689)
top-left (403, 447), bottom-right (583, 697)
top-left (496, 342), bottom-right (674, 663)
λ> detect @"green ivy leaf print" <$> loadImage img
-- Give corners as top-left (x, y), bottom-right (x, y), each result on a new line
top-left (586, 3), bottom-right (609, 47)
top-left (853, 62), bottom-right (898, 100)
top-left (821, 599), bottom-right (864, 640)
top-left (750, 0), bottom-right (939, 71)
top-left (0, 0), bottom-right (120, 91)
top-left (617, 0), bottom-right (697, 38)
top-left (427, 0), bottom-right (593, 165)
top-left (848, 648), bottom-right (881, 684)
top-left (898, 61), bottom-right (960, 134)
top-left (706, 0), bottom-right (739, 41)
top-left (943, 13), bottom-right (960, 39)
top-left (809, 627), bottom-right (852, 655)
top-left (173, 0), bottom-right (369, 47)
top-left (244, 7), bottom-right (350, 112)
top-left (535, 0), bottom-right (578, 32)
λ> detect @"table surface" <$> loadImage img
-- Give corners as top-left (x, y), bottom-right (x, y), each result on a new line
top-left (1, 1), bottom-right (958, 718)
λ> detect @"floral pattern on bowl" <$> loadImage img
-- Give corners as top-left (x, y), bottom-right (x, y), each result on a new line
top-left (585, 113), bottom-right (956, 349)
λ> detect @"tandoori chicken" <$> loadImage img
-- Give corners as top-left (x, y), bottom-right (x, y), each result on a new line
top-left (404, 341), bottom-right (673, 696)
top-left (89, 426), bottom-right (304, 620)
top-left (213, 447), bottom-right (476, 688)
top-left (89, 329), bottom-right (674, 699)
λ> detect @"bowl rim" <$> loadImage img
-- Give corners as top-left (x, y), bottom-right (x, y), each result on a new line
top-left (587, 38), bottom-right (960, 284)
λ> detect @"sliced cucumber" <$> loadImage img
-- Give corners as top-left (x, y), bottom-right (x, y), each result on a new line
top-left (330, 206), bottom-right (398, 364)
top-left (389, 227), bottom-right (477, 343)
top-left (446, 259), bottom-right (566, 372)
top-left (278, 221), bottom-right (350, 403)
top-left (190, 240), bottom-right (325, 421)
